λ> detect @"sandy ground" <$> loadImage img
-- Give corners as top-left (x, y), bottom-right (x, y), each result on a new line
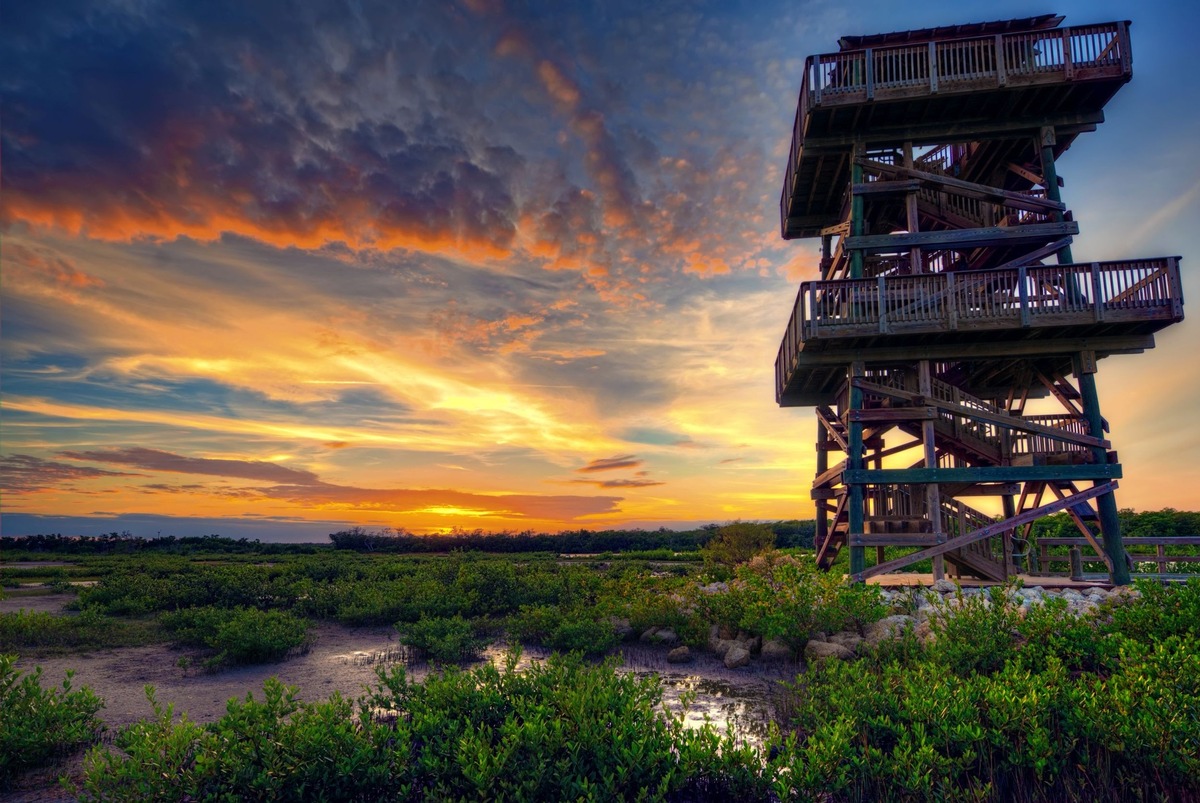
top-left (2, 595), bottom-right (794, 801)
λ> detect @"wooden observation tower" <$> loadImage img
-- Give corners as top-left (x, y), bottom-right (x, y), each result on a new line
top-left (775, 15), bottom-right (1184, 584)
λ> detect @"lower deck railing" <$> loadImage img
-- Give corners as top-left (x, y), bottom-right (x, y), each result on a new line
top-left (775, 257), bottom-right (1182, 401)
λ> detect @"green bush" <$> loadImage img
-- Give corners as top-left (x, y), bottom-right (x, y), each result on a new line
top-left (399, 614), bottom-right (485, 664)
top-left (701, 522), bottom-right (775, 578)
top-left (160, 606), bottom-right (310, 666)
top-left (0, 608), bottom-right (150, 654)
top-left (549, 614), bottom-right (620, 656)
top-left (78, 654), bottom-right (772, 801)
top-left (1, 654), bottom-right (104, 786)
top-left (703, 552), bottom-right (885, 648)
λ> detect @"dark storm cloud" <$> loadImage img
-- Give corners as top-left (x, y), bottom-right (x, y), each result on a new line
top-left (0, 454), bottom-right (142, 493)
top-left (0, 1), bottom-right (522, 256)
top-left (58, 447), bottom-right (322, 484)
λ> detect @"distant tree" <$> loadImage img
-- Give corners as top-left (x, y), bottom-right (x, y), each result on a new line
top-left (701, 522), bottom-right (776, 578)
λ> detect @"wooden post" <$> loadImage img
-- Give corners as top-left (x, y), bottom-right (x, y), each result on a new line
top-left (851, 142), bottom-right (865, 280)
top-left (903, 142), bottom-right (922, 274)
top-left (1039, 127), bottom-right (1075, 265)
top-left (919, 360), bottom-right (944, 580)
top-left (1076, 352), bottom-right (1130, 585)
top-left (1069, 547), bottom-right (1083, 580)
top-left (815, 417), bottom-right (829, 554)
top-left (848, 361), bottom-right (866, 577)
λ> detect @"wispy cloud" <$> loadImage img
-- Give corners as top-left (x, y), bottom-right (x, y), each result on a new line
top-left (577, 454), bottom-right (643, 473)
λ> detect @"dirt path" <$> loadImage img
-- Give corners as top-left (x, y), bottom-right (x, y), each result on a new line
top-left (3, 599), bottom-right (796, 800)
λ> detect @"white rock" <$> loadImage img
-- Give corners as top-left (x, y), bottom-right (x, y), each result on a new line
top-left (724, 645), bottom-right (751, 669)
top-left (864, 615), bottom-right (915, 646)
top-left (804, 640), bottom-right (853, 665)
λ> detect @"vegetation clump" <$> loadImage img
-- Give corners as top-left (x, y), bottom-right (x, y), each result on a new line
top-left (1, 655), bottom-right (104, 787)
top-left (76, 653), bottom-right (767, 801)
top-left (160, 606), bottom-right (311, 667)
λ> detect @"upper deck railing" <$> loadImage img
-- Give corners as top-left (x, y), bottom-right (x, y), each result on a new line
top-left (775, 257), bottom-right (1182, 403)
top-left (780, 21), bottom-right (1132, 233)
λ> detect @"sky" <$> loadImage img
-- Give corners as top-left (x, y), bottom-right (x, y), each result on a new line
top-left (2, 0), bottom-right (1199, 542)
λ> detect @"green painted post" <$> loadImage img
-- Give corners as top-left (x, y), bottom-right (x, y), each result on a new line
top-left (848, 361), bottom-right (866, 577)
top-left (1039, 127), bottom-right (1076, 265)
top-left (1076, 353), bottom-right (1130, 585)
top-left (850, 144), bottom-right (865, 279)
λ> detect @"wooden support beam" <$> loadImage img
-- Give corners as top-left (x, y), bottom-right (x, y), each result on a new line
top-left (993, 237), bottom-right (1074, 270)
top-left (845, 222), bottom-right (1079, 255)
top-left (858, 159), bottom-right (1067, 212)
top-left (1046, 482), bottom-right (1113, 572)
top-left (787, 334), bottom-right (1155, 366)
top-left (796, 111), bottom-right (1105, 154)
top-left (816, 406), bottom-right (849, 451)
top-left (852, 180), bottom-right (922, 197)
top-left (850, 533), bottom-right (943, 547)
top-left (855, 482), bottom-right (1119, 581)
top-left (847, 407), bottom-right (938, 423)
top-left (1007, 162), bottom-right (1044, 186)
top-left (813, 459), bottom-right (847, 489)
top-left (853, 379), bottom-right (1111, 449)
top-left (843, 465), bottom-right (1121, 484)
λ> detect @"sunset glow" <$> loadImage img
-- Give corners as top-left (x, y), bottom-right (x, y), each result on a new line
top-left (3, 0), bottom-right (1198, 541)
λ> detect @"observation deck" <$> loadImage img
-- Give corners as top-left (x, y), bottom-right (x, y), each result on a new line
top-left (781, 16), bottom-right (1132, 238)
top-left (776, 257), bottom-right (1184, 405)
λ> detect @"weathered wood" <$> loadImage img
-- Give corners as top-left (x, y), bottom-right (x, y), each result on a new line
top-left (816, 406), bottom-right (849, 451)
top-left (852, 180), bottom-right (922, 196)
top-left (859, 159), bottom-right (1066, 212)
top-left (855, 481), bottom-right (1119, 581)
top-left (853, 379), bottom-right (1112, 449)
top-left (850, 533), bottom-right (943, 546)
top-left (844, 464), bottom-right (1121, 484)
top-left (786, 335), bottom-right (1156, 366)
top-left (993, 238), bottom-right (1073, 270)
top-left (847, 407), bottom-right (937, 422)
top-left (1006, 161), bottom-right (1060, 187)
top-left (845, 222), bottom-right (1079, 254)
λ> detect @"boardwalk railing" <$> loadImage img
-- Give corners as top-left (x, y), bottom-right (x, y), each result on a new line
top-left (775, 257), bottom-right (1183, 402)
top-left (781, 21), bottom-right (1131, 230)
top-left (1037, 537), bottom-right (1200, 576)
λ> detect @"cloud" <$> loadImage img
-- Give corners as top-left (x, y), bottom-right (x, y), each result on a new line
top-left (0, 454), bottom-right (142, 493)
top-left (572, 477), bottom-right (665, 488)
top-left (1, 2), bottom-right (521, 263)
top-left (257, 482), bottom-right (621, 521)
top-left (58, 447), bottom-right (322, 484)
top-left (577, 454), bottom-right (642, 473)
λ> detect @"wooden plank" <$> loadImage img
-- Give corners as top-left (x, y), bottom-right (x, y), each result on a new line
top-left (816, 406), bottom-right (848, 451)
top-left (1006, 162), bottom-right (1046, 187)
top-left (845, 222), bottom-right (1079, 255)
top-left (858, 159), bottom-right (1067, 212)
top-left (850, 533), bottom-right (943, 546)
top-left (847, 407), bottom-right (937, 423)
top-left (1108, 267), bottom-right (1167, 305)
top-left (785, 335), bottom-right (1156, 366)
top-left (993, 237), bottom-right (1073, 270)
top-left (1037, 536), bottom-right (1200, 547)
top-left (844, 464), bottom-right (1122, 484)
top-left (813, 459), bottom-right (847, 489)
top-left (852, 180), bottom-right (921, 196)
top-left (853, 379), bottom-right (1111, 449)
top-left (856, 482), bottom-right (1119, 581)
top-left (795, 111), bottom-right (1106, 154)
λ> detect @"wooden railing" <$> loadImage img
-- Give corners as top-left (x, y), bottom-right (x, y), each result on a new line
top-left (775, 257), bottom-right (1182, 401)
top-left (801, 21), bottom-right (1130, 111)
top-left (781, 21), bottom-right (1131, 228)
top-left (1036, 537), bottom-right (1200, 576)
